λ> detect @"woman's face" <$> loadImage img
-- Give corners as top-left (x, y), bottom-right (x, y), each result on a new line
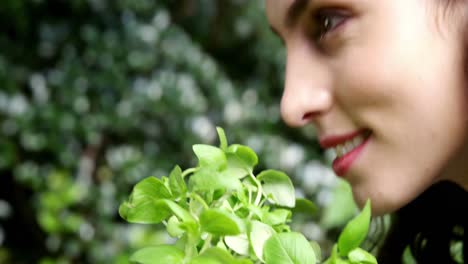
top-left (266, 0), bottom-right (468, 215)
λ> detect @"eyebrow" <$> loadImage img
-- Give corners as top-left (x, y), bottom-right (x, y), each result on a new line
top-left (269, 0), bottom-right (309, 39)
top-left (286, 0), bottom-right (309, 28)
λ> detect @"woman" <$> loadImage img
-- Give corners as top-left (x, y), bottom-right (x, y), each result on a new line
top-left (265, 0), bottom-right (468, 263)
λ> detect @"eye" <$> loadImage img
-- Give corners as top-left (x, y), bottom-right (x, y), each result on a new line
top-left (312, 9), bottom-right (349, 41)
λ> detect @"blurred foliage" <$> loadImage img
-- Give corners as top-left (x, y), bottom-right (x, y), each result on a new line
top-left (0, 0), bottom-right (357, 263)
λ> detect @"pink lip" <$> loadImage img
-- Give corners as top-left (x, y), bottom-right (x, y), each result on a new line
top-left (319, 129), bottom-right (368, 148)
top-left (332, 135), bottom-right (371, 177)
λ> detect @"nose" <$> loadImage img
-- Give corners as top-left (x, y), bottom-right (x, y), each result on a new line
top-left (280, 43), bottom-right (333, 127)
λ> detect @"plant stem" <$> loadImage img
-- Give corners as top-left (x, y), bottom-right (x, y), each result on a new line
top-left (258, 199), bottom-right (266, 208)
top-left (213, 192), bottom-right (230, 208)
top-left (182, 168), bottom-right (197, 178)
top-left (184, 233), bottom-right (198, 264)
top-left (233, 203), bottom-right (242, 212)
top-left (249, 172), bottom-right (263, 206)
top-left (190, 193), bottom-right (209, 209)
top-left (199, 234), bottom-right (212, 254)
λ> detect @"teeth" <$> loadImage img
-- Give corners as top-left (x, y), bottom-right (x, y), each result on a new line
top-left (331, 134), bottom-right (367, 158)
top-left (353, 136), bottom-right (363, 146)
top-left (336, 145), bottom-right (343, 156)
top-left (344, 142), bottom-right (353, 153)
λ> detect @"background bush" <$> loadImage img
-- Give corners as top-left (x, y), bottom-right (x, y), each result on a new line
top-left (0, 1), bottom-right (357, 263)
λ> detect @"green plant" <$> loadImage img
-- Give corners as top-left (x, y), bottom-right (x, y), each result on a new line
top-left (119, 127), bottom-right (376, 264)
top-left (1, 1), bottom-right (358, 262)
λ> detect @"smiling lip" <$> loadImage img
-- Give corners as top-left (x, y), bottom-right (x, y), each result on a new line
top-left (319, 129), bottom-right (371, 177)
top-left (332, 136), bottom-right (370, 176)
top-left (319, 129), bottom-right (368, 149)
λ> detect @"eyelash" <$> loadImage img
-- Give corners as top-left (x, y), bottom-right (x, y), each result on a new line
top-left (311, 9), bottom-right (348, 42)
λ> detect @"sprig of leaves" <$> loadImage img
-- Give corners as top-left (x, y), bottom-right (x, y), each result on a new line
top-left (325, 200), bottom-right (377, 264)
top-left (119, 127), bottom-right (377, 264)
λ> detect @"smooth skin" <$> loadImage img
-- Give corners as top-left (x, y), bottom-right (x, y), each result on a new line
top-left (266, 0), bottom-right (468, 215)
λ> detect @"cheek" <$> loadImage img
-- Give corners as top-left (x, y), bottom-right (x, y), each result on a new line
top-left (332, 4), bottom-right (437, 119)
top-left (333, 51), bottom-right (402, 122)
top-left (334, 34), bottom-right (464, 137)
top-left (331, 34), bottom-right (468, 214)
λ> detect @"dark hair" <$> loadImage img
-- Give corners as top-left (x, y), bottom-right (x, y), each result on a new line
top-left (377, 181), bottom-right (467, 263)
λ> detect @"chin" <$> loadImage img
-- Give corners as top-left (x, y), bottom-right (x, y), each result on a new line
top-left (351, 184), bottom-right (414, 217)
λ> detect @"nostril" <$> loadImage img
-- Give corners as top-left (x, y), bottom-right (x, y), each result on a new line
top-left (302, 112), bottom-right (313, 121)
top-left (302, 111), bottom-right (320, 122)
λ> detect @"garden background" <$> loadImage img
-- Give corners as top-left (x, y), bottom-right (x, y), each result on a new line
top-left (0, 1), bottom-right (358, 263)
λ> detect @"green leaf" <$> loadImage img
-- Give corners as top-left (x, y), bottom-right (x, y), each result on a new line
top-left (257, 170), bottom-right (295, 207)
top-left (272, 223), bottom-right (291, 233)
top-left (224, 167), bottom-right (248, 179)
top-left (119, 199), bottom-right (171, 224)
top-left (263, 209), bottom-right (291, 226)
top-left (190, 247), bottom-right (252, 264)
top-left (227, 144), bottom-right (258, 170)
top-left (129, 245), bottom-right (184, 264)
top-left (189, 193), bottom-right (206, 216)
top-left (402, 246), bottom-right (417, 264)
top-left (451, 241), bottom-right (463, 264)
top-left (200, 209), bottom-right (244, 236)
top-left (172, 234), bottom-right (187, 253)
top-left (216, 127), bottom-right (228, 151)
top-left (189, 167), bottom-right (242, 192)
top-left (235, 188), bottom-right (249, 205)
top-left (323, 244), bottom-right (350, 264)
top-left (246, 204), bottom-right (263, 220)
top-left (156, 199), bottom-right (195, 224)
top-left (348, 248), bottom-right (377, 264)
top-left (193, 144), bottom-right (227, 171)
top-left (249, 220), bottom-right (276, 262)
top-left (220, 200), bottom-right (233, 212)
top-left (263, 232), bottom-right (317, 264)
top-left (224, 154), bottom-right (250, 179)
top-left (131, 176), bottom-right (173, 201)
top-left (167, 216), bottom-right (185, 237)
top-left (169, 165), bottom-right (187, 197)
top-left (310, 241), bottom-right (322, 263)
top-left (120, 176), bottom-right (173, 223)
top-left (337, 199), bottom-right (372, 257)
top-left (321, 179), bottom-right (358, 229)
top-left (242, 177), bottom-right (258, 193)
top-left (323, 244), bottom-right (337, 264)
top-left (225, 234), bottom-right (249, 256)
top-left (292, 198), bottom-right (318, 218)
top-left (161, 176), bottom-right (170, 191)
top-left (216, 239), bottom-right (228, 251)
